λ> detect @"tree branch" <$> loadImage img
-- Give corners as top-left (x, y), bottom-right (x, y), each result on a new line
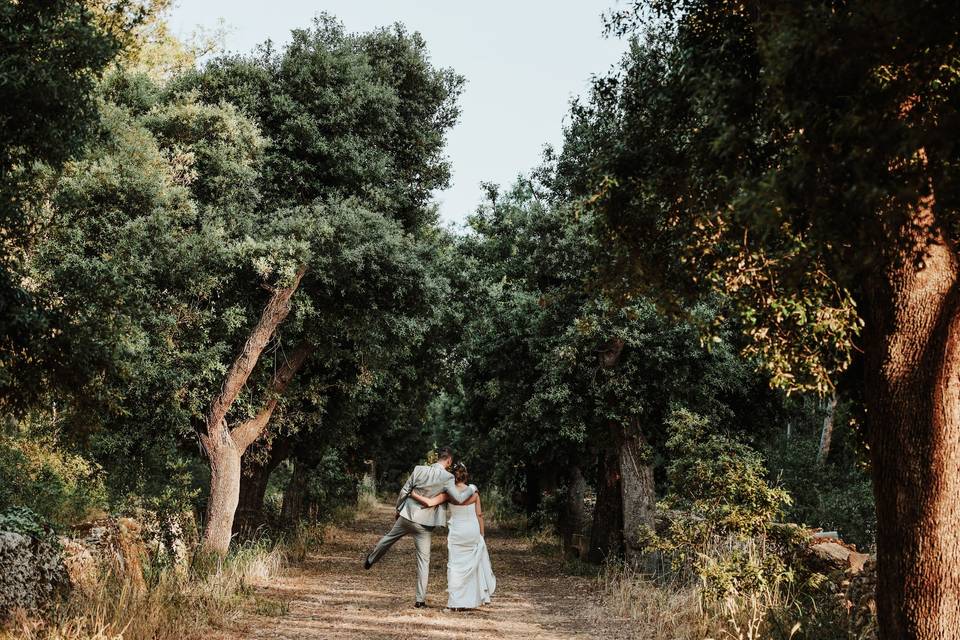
top-left (202, 266), bottom-right (307, 451)
top-left (232, 340), bottom-right (314, 452)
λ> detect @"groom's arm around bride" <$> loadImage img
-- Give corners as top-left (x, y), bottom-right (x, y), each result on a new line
top-left (362, 446), bottom-right (475, 607)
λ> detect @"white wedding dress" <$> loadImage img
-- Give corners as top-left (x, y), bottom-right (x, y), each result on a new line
top-left (446, 497), bottom-right (496, 608)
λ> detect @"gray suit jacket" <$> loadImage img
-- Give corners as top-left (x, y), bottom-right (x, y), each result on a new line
top-left (396, 463), bottom-right (476, 527)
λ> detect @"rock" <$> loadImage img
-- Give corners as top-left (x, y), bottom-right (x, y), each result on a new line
top-left (811, 541), bottom-right (853, 566)
top-left (70, 516), bottom-right (148, 592)
top-left (0, 531), bottom-right (68, 619)
top-left (847, 551), bottom-right (871, 574)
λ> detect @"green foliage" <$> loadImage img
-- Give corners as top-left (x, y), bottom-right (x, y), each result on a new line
top-left (175, 14), bottom-right (464, 230)
top-left (663, 409), bottom-right (791, 537)
top-left (0, 14), bottom-right (887, 639)
top-left (436, 178), bottom-right (776, 508)
top-left (0, 0), bottom-right (126, 176)
top-left (764, 399), bottom-right (876, 549)
top-left (570, 1), bottom-right (960, 394)
top-left (302, 450), bottom-right (362, 522)
top-left (643, 410), bottom-right (795, 598)
top-left (0, 506), bottom-right (56, 542)
top-left (0, 0), bottom-right (131, 407)
top-left (19, 30), bottom-right (458, 515)
top-left (0, 431), bottom-right (107, 528)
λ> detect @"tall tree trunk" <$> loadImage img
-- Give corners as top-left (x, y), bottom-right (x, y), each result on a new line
top-left (281, 458), bottom-right (308, 524)
top-left (590, 336), bottom-right (656, 565)
top-left (234, 435), bottom-right (291, 536)
top-left (559, 463), bottom-right (586, 555)
top-left (864, 187), bottom-right (960, 638)
top-left (620, 420), bottom-right (656, 569)
top-left (200, 267), bottom-right (311, 555)
top-left (816, 394), bottom-right (837, 466)
top-left (588, 447), bottom-right (623, 563)
top-left (204, 433), bottom-right (242, 555)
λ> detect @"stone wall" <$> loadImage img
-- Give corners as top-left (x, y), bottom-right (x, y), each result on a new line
top-left (1, 510), bottom-right (196, 620)
top-left (0, 532), bottom-right (68, 618)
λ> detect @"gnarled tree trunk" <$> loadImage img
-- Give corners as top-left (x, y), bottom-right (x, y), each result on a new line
top-left (200, 267), bottom-right (312, 555)
top-left (281, 458), bottom-right (308, 525)
top-left (559, 463), bottom-right (586, 556)
top-left (620, 420), bottom-right (656, 569)
top-left (203, 431), bottom-right (244, 555)
top-left (234, 435), bottom-right (291, 536)
top-left (864, 186), bottom-right (960, 638)
top-left (588, 337), bottom-right (657, 566)
top-left (588, 447), bottom-right (623, 563)
top-left (588, 422), bottom-right (656, 566)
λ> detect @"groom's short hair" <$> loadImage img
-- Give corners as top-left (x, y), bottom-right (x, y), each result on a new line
top-left (437, 446), bottom-right (454, 462)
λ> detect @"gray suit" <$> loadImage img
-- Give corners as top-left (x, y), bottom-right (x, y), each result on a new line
top-left (365, 463), bottom-right (475, 603)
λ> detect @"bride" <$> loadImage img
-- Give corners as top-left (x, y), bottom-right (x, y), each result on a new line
top-left (411, 461), bottom-right (496, 610)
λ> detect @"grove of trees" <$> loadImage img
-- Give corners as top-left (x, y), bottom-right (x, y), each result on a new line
top-left (1, 2), bottom-right (958, 639)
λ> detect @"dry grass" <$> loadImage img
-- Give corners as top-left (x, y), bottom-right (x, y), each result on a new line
top-left (1, 543), bottom-right (288, 640)
top-left (594, 561), bottom-right (805, 640)
top-left (595, 563), bottom-right (721, 640)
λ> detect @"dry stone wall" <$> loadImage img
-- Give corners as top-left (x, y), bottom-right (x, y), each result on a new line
top-left (0, 532), bottom-right (68, 618)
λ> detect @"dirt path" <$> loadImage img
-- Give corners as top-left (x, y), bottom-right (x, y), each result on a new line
top-left (232, 504), bottom-right (608, 640)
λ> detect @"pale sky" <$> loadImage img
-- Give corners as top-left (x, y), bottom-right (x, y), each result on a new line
top-left (168, 1), bottom-right (628, 226)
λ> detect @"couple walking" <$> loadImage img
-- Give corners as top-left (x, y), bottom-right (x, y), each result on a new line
top-left (363, 446), bottom-right (497, 610)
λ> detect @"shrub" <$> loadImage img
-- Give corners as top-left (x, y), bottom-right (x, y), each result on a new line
top-left (302, 451), bottom-right (361, 522)
top-left (0, 435), bottom-right (107, 528)
top-left (628, 409), bottom-right (852, 638)
top-left (0, 508), bottom-right (55, 542)
top-left (663, 408), bottom-right (791, 537)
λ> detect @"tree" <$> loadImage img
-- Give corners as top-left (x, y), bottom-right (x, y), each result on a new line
top-left (176, 19), bottom-right (460, 553)
top-left (174, 14), bottom-right (463, 230)
top-left (27, 81), bottom-right (267, 512)
top-left (28, 14), bottom-right (463, 553)
top-left (445, 178), bottom-right (771, 563)
top-left (0, 0), bottom-right (127, 405)
top-left (571, 1), bottom-right (960, 635)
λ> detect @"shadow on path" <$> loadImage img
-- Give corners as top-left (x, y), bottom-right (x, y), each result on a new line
top-left (229, 503), bottom-right (604, 640)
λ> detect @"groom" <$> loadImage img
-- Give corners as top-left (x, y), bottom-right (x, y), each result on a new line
top-left (363, 446), bottom-right (476, 607)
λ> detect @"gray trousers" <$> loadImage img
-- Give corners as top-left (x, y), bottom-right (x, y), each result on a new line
top-left (366, 516), bottom-right (435, 602)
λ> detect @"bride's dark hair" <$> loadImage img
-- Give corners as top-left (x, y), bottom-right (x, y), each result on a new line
top-left (452, 461), bottom-right (469, 484)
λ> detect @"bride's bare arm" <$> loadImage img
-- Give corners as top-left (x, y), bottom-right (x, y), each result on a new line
top-left (475, 496), bottom-right (485, 536)
top-left (411, 490), bottom-right (448, 508)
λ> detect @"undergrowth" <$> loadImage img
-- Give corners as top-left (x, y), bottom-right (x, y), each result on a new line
top-left (1, 540), bottom-right (287, 640)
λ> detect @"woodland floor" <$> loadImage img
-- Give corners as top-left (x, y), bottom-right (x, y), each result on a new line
top-left (220, 503), bottom-right (621, 640)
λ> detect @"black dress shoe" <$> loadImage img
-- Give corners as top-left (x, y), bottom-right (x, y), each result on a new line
top-left (363, 556), bottom-right (372, 570)
top-left (414, 601), bottom-right (428, 608)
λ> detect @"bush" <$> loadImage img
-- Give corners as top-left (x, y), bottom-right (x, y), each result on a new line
top-left (0, 434), bottom-right (107, 528)
top-left (628, 409), bottom-right (853, 638)
top-left (0, 508), bottom-right (55, 542)
top-left (663, 408), bottom-right (791, 536)
top-left (302, 450), bottom-right (361, 522)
